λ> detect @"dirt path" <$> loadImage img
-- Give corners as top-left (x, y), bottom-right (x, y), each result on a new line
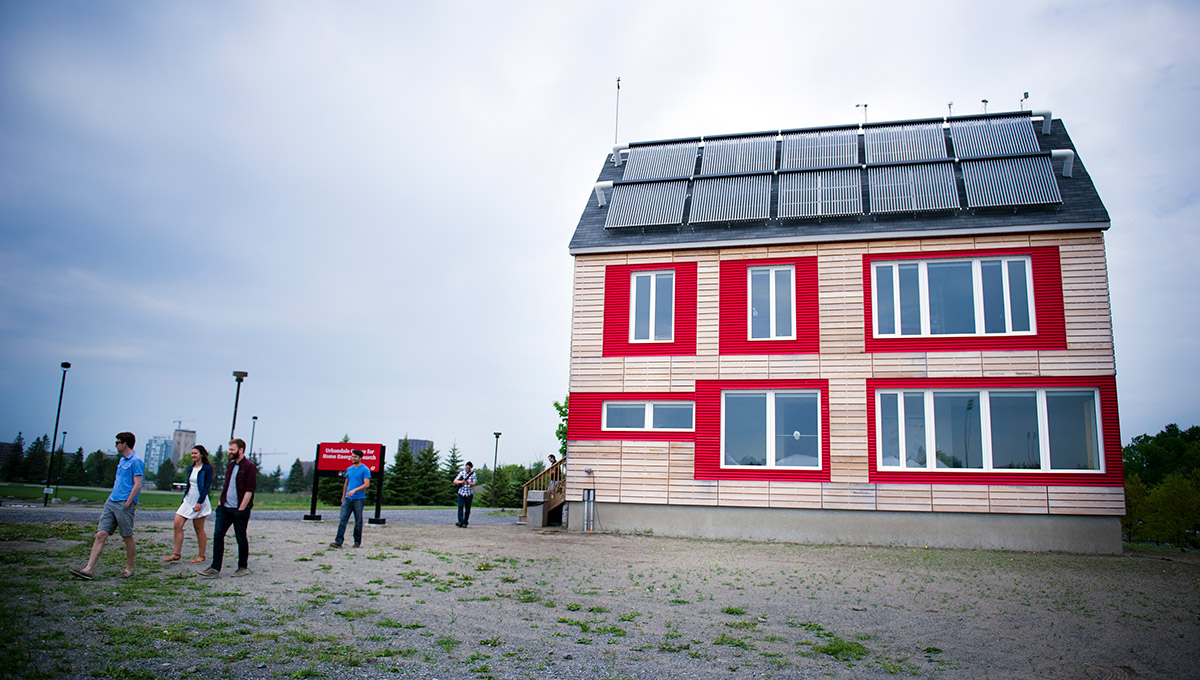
top-left (2, 518), bottom-right (1197, 679)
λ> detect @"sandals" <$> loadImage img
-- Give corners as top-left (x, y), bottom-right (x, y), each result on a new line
top-left (162, 554), bottom-right (182, 563)
top-left (188, 556), bottom-right (206, 564)
top-left (68, 568), bottom-right (94, 580)
top-left (117, 568), bottom-right (134, 579)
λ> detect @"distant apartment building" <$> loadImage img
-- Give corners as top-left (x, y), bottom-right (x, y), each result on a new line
top-left (398, 438), bottom-right (434, 459)
top-left (143, 436), bottom-right (173, 473)
top-left (172, 429), bottom-right (197, 465)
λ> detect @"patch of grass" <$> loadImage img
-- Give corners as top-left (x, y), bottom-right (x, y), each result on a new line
top-left (480, 636), bottom-right (503, 647)
top-left (713, 632), bottom-right (754, 650)
top-left (436, 635), bottom-right (462, 653)
top-left (376, 619), bottom-right (424, 629)
top-left (814, 636), bottom-right (868, 662)
top-left (335, 607), bottom-right (380, 621)
top-left (721, 606), bottom-right (747, 616)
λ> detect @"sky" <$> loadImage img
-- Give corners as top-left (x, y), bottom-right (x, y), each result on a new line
top-left (2, 1), bottom-right (1198, 475)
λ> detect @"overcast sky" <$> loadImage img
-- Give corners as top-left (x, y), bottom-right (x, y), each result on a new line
top-left (2, 1), bottom-right (1197, 475)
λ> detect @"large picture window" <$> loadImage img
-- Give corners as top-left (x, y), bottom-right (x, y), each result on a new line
top-left (876, 388), bottom-right (1101, 472)
top-left (603, 401), bottom-right (694, 431)
top-left (873, 256), bottom-right (1034, 338)
top-left (722, 390), bottom-right (820, 469)
top-left (631, 271), bottom-right (674, 342)
top-left (749, 265), bottom-right (795, 340)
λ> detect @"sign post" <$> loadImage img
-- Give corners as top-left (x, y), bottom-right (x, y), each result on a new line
top-left (303, 442), bottom-right (387, 523)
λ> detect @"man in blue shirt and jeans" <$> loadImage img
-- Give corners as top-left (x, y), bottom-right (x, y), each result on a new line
top-left (70, 432), bottom-right (143, 580)
top-left (330, 449), bottom-right (371, 548)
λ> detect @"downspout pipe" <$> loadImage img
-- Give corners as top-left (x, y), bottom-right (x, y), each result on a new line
top-left (593, 181), bottom-right (614, 206)
top-left (612, 144), bottom-right (629, 166)
top-left (1032, 110), bottom-right (1053, 134)
top-left (1051, 149), bottom-right (1075, 177)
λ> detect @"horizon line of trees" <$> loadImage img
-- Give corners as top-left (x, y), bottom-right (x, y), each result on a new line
top-left (1121, 423), bottom-right (1200, 548)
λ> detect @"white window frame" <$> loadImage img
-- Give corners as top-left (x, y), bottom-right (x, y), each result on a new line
top-left (875, 388), bottom-right (1103, 473)
top-left (601, 401), bottom-right (694, 432)
top-left (720, 389), bottom-right (822, 470)
top-left (747, 265), bottom-right (796, 341)
top-left (871, 256), bottom-right (1036, 338)
top-left (629, 270), bottom-right (675, 343)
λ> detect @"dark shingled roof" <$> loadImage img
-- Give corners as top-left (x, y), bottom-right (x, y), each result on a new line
top-left (568, 117), bottom-right (1109, 255)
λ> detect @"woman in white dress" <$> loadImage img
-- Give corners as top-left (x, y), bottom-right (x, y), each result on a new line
top-left (163, 445), bottom-right (214, 563)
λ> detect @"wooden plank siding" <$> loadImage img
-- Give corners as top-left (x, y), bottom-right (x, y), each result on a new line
top-left (567, 231), bottom-right (1123, 517)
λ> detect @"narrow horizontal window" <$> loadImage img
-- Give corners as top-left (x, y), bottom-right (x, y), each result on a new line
top-left (872, 257), bottom-right (1035, 338)
top-left (875, 388), bottom-right (1102, 472)
top-left (722, 390), bottom-right (821, 469)
top-left (602, 402), bottom-right (694, 431)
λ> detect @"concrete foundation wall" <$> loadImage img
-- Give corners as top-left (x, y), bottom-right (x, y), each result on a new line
top-left (566, 501), bottom-right (1122, 554)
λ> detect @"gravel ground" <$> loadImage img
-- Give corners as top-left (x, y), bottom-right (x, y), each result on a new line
top-left (1, 509), bottom-right (1197, 680)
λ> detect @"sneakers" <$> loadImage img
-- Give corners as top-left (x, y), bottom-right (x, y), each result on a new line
top-left (231, 568), bottom-right (252, 578)
top-left (352, 544), bottom-right (361, 548)
top-left (329, 542), bottom-right (343, 549)
top-left (197, 567), bottom-right (219, 578)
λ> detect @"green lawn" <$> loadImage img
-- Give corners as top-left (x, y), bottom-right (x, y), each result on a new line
top-left (0, 484), bottom-right (458, 511)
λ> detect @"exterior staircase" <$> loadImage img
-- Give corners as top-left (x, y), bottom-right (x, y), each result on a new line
top-left (518, 457), bottom-right (565, 527)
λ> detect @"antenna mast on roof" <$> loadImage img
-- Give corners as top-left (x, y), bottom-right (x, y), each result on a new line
top-left (614, 77), bottom-right (621, 144)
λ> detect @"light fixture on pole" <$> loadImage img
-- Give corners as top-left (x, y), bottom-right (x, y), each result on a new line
top-left (44, 362), bottom-right (70, 508)
top-left (249, 416), bottom-right (258, 465)
top-left (230, 371), bottom-right (248, 440)
top-left (492, 432), bottom-right (501, 508)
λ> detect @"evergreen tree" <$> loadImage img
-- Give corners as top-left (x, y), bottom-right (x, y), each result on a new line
top-left (385, 439), bottom-right (416, 505)
top-left (22, 435), bottom-right (49, 484)
top-left (501, 463), bottom-right (531, 508)
top-left (285, 459), bottom-right (308, 493)
top-left (318, 476), bottom-right (344, 506)
top-left (411, 445), bottom-right (443, 505)
top-left (0, 432), bottom-right (24, 482)
top-left (489, 465), bottom-right (511, 509)
top-left (440, 444), bottom-right (464, 505)
top-left (61, 448), bottom-right (86, 485)
top-left (265, 466), bottom-right (283, 493)
top-left (157, 459), bottom-right (176, 491)
top-left (211, 445), bottom-right (226, 492)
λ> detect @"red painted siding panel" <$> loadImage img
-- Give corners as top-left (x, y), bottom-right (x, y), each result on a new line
top-left (862, 246), bottom-right (1067, 352)
top-left (694, 379), bottom-right (832, 482)
top-left (568, 391), bottom-right (697, 442)
top-left (720, 256), bottom-right (820, 355)
top-left (603, 262), bottom-right (698, 356)
top-left (865, 375), bottom-right (1122, 486)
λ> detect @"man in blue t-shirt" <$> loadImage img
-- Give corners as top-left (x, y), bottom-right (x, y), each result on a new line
top-left (331, 449), bottom-right (371, 548)
top-left (70, 432), bottom-right (144, 580)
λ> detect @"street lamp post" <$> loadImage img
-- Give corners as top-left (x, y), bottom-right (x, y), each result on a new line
top-left (492, 432), bottom-right (501, 508)
top-left (54, 431), bottom-right (66, 498)
top-left (248, 416), bottom-right (258, 466)
top-left (44, 362), bottom-right (70, 507)
top-left (230, 371), bottom-right (248, 440)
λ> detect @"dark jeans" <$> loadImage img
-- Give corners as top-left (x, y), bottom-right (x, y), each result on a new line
top-left (335, 497), bottom-right (365, 546)
top-left (211, 505), bottom-right (250, 572)
top-left (457, 493), bottom-right (473, 526)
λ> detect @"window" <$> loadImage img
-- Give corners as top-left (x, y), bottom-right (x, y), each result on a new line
top-left (876, 388), bottom-right (1101, 472)
top-left (603, 402), bottom-right (694, 431)
top-left (721, 390), bottom-right (820, 468)
top-left (631, 271), bottom-right (674, 342)
top-left (873, 257), bottom-right (1034, 337)
top-left (749, 265), bottom-right (794, 340)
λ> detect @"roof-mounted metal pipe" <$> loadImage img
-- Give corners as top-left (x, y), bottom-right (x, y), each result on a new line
top-left (593, 181), bottom-right (614, 206)
top-left (612, 144), bottom-right (629, 166)
top-left (1051, 149), bottom-right (1074, 177)
top-left (1032, 110), bottom-right (1053, 134)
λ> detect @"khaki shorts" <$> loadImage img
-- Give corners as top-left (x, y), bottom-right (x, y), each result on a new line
top-left (98, 500), bottom-right (136, 537)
